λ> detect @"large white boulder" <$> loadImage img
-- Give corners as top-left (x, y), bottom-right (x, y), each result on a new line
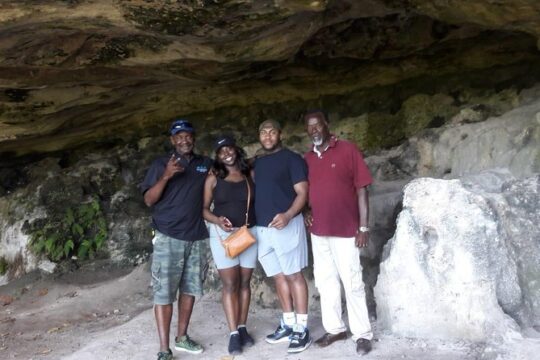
top-left (375, 171), bottom-right (540, 341)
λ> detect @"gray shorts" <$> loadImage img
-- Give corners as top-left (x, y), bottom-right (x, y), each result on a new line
top-left (209, 225), bottom-right (258, 269)
top-left (256, 214), bottom-right (308, 277)
top-left (151, 230), bottom-right (208, 305)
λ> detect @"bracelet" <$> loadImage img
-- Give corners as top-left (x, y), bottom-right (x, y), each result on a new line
top-left (358, 226), bottom-right (370, 233)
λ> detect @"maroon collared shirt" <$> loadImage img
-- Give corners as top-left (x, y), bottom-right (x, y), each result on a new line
top-left (305, 136), bottom-right (372, 237)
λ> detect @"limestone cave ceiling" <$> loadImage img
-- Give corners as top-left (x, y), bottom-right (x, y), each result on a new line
top-left (1, 0), bottom-right (540, 158)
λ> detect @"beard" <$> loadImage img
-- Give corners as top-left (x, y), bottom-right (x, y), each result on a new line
top-left (312, 136), bottom-right (323, 146)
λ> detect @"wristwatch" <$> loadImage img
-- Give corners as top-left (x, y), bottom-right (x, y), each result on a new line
top-left (358, 226), bottom-right (370, 233)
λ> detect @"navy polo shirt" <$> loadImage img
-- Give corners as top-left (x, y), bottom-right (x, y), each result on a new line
top-left (140, 153), bottom-right (212, 241)
top-left (253, 148), bottom-right (308, 227)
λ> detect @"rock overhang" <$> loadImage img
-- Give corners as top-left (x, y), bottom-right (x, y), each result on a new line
top-left (1, 0), bottom-right (540, 158)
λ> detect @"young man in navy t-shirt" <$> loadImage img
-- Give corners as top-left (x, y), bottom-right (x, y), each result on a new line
top-left (253, 119), bottom-right (313, 353)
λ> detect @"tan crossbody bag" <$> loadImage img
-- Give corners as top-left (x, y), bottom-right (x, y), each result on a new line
top-left (215, 177), bottom-right (256, 258)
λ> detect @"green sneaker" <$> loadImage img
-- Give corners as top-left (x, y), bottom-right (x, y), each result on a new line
top-left (174, 335), bottom-right (203, 354)
top-left (157, 348), bottom-right (173, 360)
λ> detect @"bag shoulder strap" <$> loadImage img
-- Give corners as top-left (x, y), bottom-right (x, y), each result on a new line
top-left (243, 175), bottom-right (250, 226)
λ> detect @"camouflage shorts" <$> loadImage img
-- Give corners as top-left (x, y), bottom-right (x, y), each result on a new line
top-left (151, 230), bottom-right (209, 305)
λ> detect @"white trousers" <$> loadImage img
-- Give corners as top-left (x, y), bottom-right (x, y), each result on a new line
top-left (311, 234), bottom-right (373, 341)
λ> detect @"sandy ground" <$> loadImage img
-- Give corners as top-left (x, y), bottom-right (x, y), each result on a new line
top-left (1, 263), bottom-right (538, 360)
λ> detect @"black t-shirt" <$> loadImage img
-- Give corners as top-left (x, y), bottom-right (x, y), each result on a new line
top-left (213, 177), bottom-right (256, 228)
top-left (140, 153), bottom-right (212, 241)
top-left (253, 148), bottom-right (308, 227)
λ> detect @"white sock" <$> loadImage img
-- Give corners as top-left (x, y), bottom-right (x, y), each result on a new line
top-left (296, 313), bottom-right (308, 329)
top-left (237, 324), bottom-right (246, 329)
top-left (283, 312), bottom-right (296, 327)
top-left (230, 330), bottom-right (239, 336)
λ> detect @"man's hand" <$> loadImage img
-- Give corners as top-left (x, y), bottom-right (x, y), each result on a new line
top-left (304, 211), bottom-right (313, 227)
top-left (162, 155), bottom-right (185, 180)
top-left (268, 213), bottom-right (292, 230)
top-left (218, 216), bottom-right (233, 232)
top-left (355, 231), bottom-right (369, 248)
top-left (143, 155), bottom-right (185, 207)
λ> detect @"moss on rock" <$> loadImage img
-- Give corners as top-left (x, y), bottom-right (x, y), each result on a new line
top-left (366, 112), bottom-right (405, 150)
top-left (399, 93), bottom-right (457, 137)
top-left (333, 114), bottom-right (369, 147)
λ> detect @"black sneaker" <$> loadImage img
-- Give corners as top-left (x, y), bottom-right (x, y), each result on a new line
top-left (287, 326), bottom-right (312, 353)
top-left (238, 327), bottom-right (255, 347)
top-left (265, 322), bottom-right (293, 344)
top-left (356, 338), bottom-right (372, 356)
top-left (228, 333), bottom-right (242, 355)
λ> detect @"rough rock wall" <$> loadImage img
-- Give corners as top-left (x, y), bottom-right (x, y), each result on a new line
top-left (359, 86), bottom-right (540, 319)
top-left (1, 84), bottom-right (539, 316)
top-left (375, 172), bottom-right (540, 340)
top-left (0, 143), bottom-right (157, 285)
top-left (0, 197), bottom-right (40, 285)
top-left (368, 87), bottom-right (540, 180)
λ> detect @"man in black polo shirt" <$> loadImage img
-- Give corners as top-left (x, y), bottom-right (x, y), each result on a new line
top-left (140, 119), bottom-right (212, 360)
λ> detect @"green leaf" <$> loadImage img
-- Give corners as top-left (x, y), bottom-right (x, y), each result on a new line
top-left (65, 208), bottom-right (74, 225)
top-left (44, 237), bottom-right (55, 253)
top-left (86, 211), bottom-right (95, 222)
top-left (94, 234), bottom-right (105, 249)
top-left (79, 240), bottom-right (93, 259)
top-left (64, 240), bottom-right (74, 257)
top-left (78, 205), bottom-right (88, 219)
top-left (52, 246), bottom-right (64, 261)
top-left (73, 224), bottom-right (84, 237)
top-left (77, 244), bottom-right (89, 259)
top-left (33, 240), bottom-right (45, 253)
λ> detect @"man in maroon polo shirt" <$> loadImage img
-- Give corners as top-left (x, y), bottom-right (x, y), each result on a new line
top-left (303, 109), bottom-right (373, 356)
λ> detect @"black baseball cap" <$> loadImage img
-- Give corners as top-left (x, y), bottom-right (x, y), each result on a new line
top-left (213, 135), bottom-right (236, 152)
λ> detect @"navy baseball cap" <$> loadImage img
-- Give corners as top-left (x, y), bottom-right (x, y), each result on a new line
top-left (170, 119), bottom-right (194, 135)
top-left (214, 135), bottom-right (236, 152)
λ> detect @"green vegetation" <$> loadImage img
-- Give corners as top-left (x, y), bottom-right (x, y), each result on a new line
top-left (0, 257), bottom-right (8, 275)
top-left (30, 198), bottom-right (107, 262)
